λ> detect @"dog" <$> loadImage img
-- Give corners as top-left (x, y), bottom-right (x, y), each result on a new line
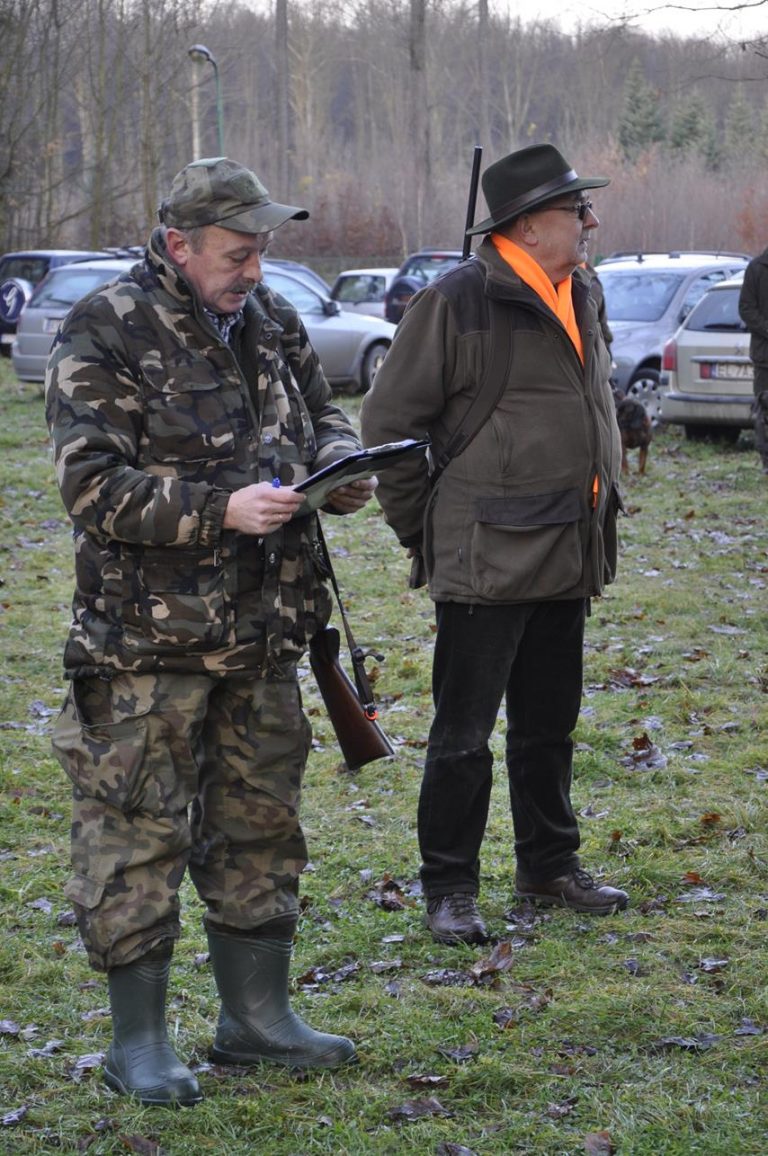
top-left (612, 386), bottom-right (652, 475)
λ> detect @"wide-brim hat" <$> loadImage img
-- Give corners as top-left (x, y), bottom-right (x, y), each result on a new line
top-left (159, 156), bottom-right (308, 234)
top-left (467, 144), bottom-right (609, 236)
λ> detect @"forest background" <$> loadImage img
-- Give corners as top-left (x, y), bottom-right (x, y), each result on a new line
top-left (3, 0), bottom-right (768, 278)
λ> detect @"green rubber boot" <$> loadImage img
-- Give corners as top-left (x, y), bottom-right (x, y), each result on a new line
top-left (103, 944), bottom-right (202, 1107)
top-left (207, 930), bottom-right (356, 1069)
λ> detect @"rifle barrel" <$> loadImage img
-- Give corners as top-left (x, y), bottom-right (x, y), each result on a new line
top-left (462, 144), bottom-right (483, 260)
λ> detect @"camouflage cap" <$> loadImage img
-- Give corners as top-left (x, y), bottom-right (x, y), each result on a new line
top-left (158, 156), bottom-right (309, 234)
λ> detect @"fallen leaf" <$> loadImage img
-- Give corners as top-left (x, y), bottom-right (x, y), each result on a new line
top-left (118, 1135), bottom-right (164, 1155)
top-left (547, 1095), bottom-right (578, 1118)
top-left (0, 1020), bottom-right (20, 1037)
top-left (370, 959), bottom-right (403, 974)
top-left (437, 1041), bottom-right (478, 1064)
top-left (28, 1038), bottom-right (65, 1057)
top-left (734, 1018), bottom-right (763, 1036)
top-left (584, 1131), bottom-right (615, 1154)
top-left (405, 1072), bottom-right (449, 1088)
top-left (2, 1106), bottom-right (28, 1126)
top-left (699, 812), bottom-right (722, 826)
top-left (492, 1007), bottom-right (518, 1030)
top-left (697, 958), bottom-right (728, 973)
top-left (675, 887), bottom-right (725, 904)
top-left (468, 939), bottom-right (516, 983)
top-left (650, 1033), bottom-right (720, 1052)
top-left (435, 1144), bottom-right (478, 1156)
top-left (421, 969), bottom-right (473, 988)
top-left (387, 1096), bottom-right (452, 1122)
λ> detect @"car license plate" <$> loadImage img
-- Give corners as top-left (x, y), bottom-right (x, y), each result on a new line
top-left (710, 362), bottom-right (752, 381)
top-left (1, 332), bottom-right (12, 345)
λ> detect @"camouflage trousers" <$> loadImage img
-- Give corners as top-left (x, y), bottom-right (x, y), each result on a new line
top-left (51, 665), bottom-right (311, 971)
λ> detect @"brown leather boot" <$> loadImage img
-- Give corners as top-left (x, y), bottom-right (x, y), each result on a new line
top-left (425, 894), bottom-right (488, 944)
top-left (515, 868), bottom-right (628, 915)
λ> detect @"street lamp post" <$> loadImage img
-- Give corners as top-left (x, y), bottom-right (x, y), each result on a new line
top-left (188, 44), bottom-right (225, 157)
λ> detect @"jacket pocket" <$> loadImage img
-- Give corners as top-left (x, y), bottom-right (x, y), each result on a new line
top-left (139, 358), bottom-right (237, 462)
top-left (122, 546), bottom-right (233, 654)
top-left (469, 488), bottom-right (583, 601)
top-left (51, 679), bottom-right (150, 813)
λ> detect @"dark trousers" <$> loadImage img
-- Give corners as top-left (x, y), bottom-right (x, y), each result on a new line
top-left (752, 366), bottom-right (768, 466)
top-left (418, 599), bottom-right (585, 898)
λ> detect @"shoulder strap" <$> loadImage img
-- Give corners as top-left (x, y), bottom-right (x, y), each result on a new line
top-left (430, 295), bottom-right (512, 485)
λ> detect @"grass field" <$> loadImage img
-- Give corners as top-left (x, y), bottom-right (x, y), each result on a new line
top-left (0, 360), bottom-right (766, 1155)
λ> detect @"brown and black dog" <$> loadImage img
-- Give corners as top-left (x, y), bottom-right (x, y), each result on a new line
top-left (612, 387), bottom-right (652, 475)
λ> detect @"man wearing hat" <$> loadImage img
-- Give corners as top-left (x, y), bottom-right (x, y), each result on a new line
top-left (361, 144), bottom-right (628, 945)
top-left (45, 158), bottom-right (374, 1105)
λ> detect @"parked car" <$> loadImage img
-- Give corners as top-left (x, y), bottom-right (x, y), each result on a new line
top-left (265, 257), bottom-right (330, 296)
top-left (262, 264), bottom-right (395, 392)
top-left (12, 255), bottom-right (395, 396)
top-left (329, 267), bottom-right (399, 318)
top-left (0, 248), bottom-right (116, 354)
top-left (384, 247), bottom-right (465, 323)
top-left (659, 274), bottom-right (753, 441)
top-left (597, 251), bottom-right (749, 422)
top-left (12, 257), bottom-right (140, 382)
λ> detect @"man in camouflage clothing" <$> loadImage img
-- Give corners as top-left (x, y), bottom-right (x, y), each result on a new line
top-left (45, 157), bottom-right (375, 1106)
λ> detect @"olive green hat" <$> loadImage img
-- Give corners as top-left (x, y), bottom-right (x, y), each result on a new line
top-left (467, 144), bottom-right (609, 235)
top-left (159, 156), bottom-right (309, 234)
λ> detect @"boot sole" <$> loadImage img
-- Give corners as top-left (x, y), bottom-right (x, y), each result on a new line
top-left (426, 925), bottom-right (489, 945)
top-left (103, 1066), bottom-right (203, 1107)
top-left (516, 892), bottom-right (628, 915)
top-left (209, 1044), bottom-right (358, 1070)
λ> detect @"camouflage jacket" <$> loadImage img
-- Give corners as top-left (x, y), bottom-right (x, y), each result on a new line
top-left (45, 228), bottom-right (360, 678)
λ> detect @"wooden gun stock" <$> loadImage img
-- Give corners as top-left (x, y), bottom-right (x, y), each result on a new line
top-left (309, 626), bottom-right (395, 771)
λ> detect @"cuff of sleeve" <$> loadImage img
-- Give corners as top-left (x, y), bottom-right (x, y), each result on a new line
top-left (199, 488), bottom-right (231, 547)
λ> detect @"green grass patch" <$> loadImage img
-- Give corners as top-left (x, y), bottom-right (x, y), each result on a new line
top-left (1, 358), bottom-right (767, 1154)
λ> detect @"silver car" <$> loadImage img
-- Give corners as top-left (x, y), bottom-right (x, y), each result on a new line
top-left (13, 256), bottom-right (394, 395)
top-left (263, 266), bottom-right (395, 392)
top-left (11, 258), bottom-right (139, 382)
top-left (597, 251), bottom-right (749, 421)
top-left (329, 267), bottom-right (399, 318)
top-left (659, 275), bottom-right (753, 441)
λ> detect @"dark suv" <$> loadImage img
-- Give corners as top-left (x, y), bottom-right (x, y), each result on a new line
top-left (0, 248), bottom-right (141, 354)
top-left (384, 247), bottom-right (465, 324)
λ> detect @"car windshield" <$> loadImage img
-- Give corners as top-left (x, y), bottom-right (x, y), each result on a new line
top-left (265, 270), bottom-right (324, 314)
top-left (684, 288), bottom-right (746, 332)
top-left (334, 275), bottom-right (385, 303)
top-left (0, 256), bottom-right (50, 283)
top-left (599, 270), bottom-right (686, 322)
top-left (31, 268), bottom-right (121, 308)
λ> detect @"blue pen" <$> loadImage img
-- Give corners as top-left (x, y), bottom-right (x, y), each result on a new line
top-left (271, 477), bottom-right (281, 488)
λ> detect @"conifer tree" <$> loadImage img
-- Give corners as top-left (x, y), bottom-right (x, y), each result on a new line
top-left (617, 59), bottom-right (665, 160)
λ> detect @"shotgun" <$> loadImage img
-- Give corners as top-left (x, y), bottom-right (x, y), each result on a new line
top-left (309, 625), bottom-right (395, 771)
top-left (462, 144), bottom-right (483, 261)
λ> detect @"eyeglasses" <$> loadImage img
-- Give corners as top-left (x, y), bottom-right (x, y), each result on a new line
top-left (541, 200), bottom-right (595, 222)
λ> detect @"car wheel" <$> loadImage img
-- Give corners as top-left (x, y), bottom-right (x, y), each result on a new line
top-left (626, 366), bottom-right (663, 426)
top-left (361, 341), bottom-right (390, 392)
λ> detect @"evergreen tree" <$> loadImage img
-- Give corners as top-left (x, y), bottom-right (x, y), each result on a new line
top-left (617, 59), bottom-right (665, 161)
top-left (723, 89), bottom-right (754, 161)
top-left (698, 107), bottom-right (722, 172)
top-left (668, 95), bottom-right (708, 157)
